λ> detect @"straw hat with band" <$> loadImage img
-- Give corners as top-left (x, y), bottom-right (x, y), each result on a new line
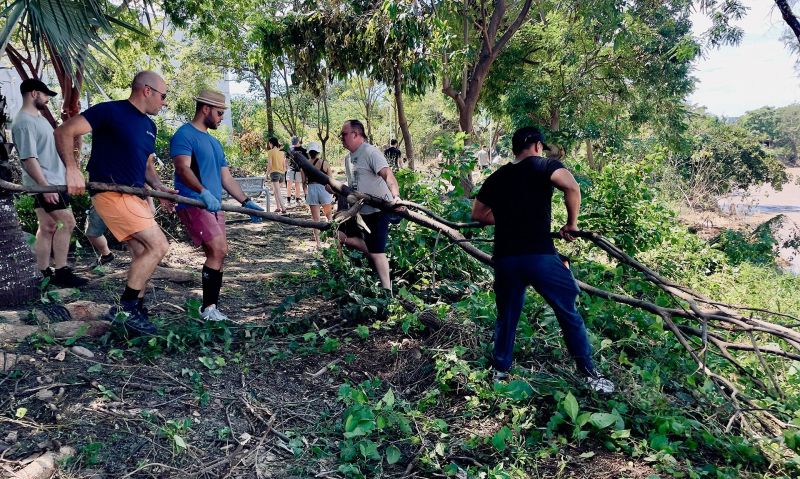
top-left (193, 89), bottom-right (227, 109)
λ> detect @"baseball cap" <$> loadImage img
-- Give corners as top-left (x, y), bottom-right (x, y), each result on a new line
top-left (307, 141), bottom-right (322, 153)
top-left (20, 79), bottom-right (57, 97)
top-left (291, 136), bottom-right (300, 146)
top-left (511, 126), bottom-right (550, 155)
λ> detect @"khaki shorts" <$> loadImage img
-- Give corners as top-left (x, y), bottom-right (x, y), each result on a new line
top-left (92, 192), bottom-right (157, 241)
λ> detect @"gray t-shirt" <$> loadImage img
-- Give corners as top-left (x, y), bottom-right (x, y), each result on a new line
top-left (348, 142), bottom-right (392, 215)
top-left (12, 111), bottom-right (65, 187)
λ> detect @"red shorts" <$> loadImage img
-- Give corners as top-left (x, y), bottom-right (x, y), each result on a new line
top-left (177, 206), bottom-right (225, 246)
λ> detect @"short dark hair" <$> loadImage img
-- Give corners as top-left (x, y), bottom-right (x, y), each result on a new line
top-left (511, 126), bottom-right (547, 155)
top-left (345, 119), bottom-right (366, 139)
top-left (268, 137), bottom-right (280, 148)
top-left (390, 139), bottom-right (397, 146)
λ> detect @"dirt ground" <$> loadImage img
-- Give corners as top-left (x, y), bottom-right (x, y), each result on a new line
top-left (0, 201), bottom-right (656, 478)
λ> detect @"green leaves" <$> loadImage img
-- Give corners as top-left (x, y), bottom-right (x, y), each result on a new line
top-left (562, 392), bottom-right (579, 423)
top-left (385, 445), bottom-right (401, 464)
top-left (493, 380), bottom-right (534, 401)
top-left (588, 412), bottom-right (617, 429)
top-left (343, 406), bottom-right (375, 438)
top-left (491, 426), bottom-right (512, 452)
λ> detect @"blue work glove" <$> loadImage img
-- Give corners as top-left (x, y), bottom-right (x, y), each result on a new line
top-left (199, 188), bottom-right (221, 212)
top-left (242, 198), bottom-right (264, 223)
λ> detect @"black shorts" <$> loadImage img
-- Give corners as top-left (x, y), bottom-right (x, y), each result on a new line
top-left (33, 191), bottom-right (70, 213)
top-left (340, 212), bottom-right (390, 254)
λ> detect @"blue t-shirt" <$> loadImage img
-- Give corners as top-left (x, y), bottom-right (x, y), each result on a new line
top-left (169, 123), bottom-right (228, 210)
top-left (83, 100), bottom-right (156, 187)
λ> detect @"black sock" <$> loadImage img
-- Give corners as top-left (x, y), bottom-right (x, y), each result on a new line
top-left (121, 285), bottom-right (140, 302)
top-left (137, 297), bottom-right (145, 310)
top-left (201, 266), bottom-right (223, 310)
top-left (40, 268), bottom-right (51, 277)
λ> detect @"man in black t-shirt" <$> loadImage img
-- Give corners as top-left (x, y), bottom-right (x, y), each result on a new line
top-left (384, 139), bottom-right (402, 169)
top-left (471, 126), bottom-right (615, 394)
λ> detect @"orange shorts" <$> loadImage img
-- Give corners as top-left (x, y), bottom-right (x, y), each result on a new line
top-left (92, 192), bottom-right (157, 241)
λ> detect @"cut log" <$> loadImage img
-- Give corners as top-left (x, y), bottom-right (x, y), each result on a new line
top-left (0, 301), bottom-right (111, 344)
top-left (10, 446), bottom-right (75, 479)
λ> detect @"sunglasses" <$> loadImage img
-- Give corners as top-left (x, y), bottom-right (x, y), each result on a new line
top-left (145, 84), bottom-right (167, 100)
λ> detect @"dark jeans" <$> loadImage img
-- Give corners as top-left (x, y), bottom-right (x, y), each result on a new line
top-left (493, 253), bottom-right (593, 374)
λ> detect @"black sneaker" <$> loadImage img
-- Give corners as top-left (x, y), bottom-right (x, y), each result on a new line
top-left (98, 253), bottom-right (115, 265)
top-left (51, 267), bottom-right (89, 288)
top-left (104, 304), bottom-right (157, 336)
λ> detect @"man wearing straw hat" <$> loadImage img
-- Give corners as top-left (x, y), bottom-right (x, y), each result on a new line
top-left (55, 70), bottom-right (175, 336)
top-left (171, 88), bottom-right (264, 322)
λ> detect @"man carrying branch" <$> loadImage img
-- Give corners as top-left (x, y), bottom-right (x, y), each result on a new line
top-left (471, 126), bottom-right (615, 393)
top-left (55, 70), bottom-right (175, 336)
top-left (338, 119), bottom-right (402, 290)
top-left (170, 89), bottom-right (264, 322)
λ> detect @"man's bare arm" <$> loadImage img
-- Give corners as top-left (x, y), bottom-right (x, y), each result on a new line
top-left (550, 168), bottom-right (581, 241)
top-left (54, 115), bottom-right (92, 195)
top-left (221, 167), bottom-right (247, 203)
top-left (471, 198), bottom-right (495, 225)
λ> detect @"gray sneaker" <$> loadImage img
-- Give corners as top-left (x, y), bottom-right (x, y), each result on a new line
top-left (492, 369), bottom-right (510, 382)
top-left (200, 305), bottom-right (230, 322)
top-left (586, 373), bottom-right (615, 394)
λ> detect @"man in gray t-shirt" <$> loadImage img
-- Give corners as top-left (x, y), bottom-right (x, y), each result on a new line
top-left (12, 79), bottom-right (87, 288)
top-left (338, 119), bottom-right (401, 290)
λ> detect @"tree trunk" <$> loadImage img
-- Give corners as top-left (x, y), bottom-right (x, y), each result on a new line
top-left (264, 71), bottom-right (274, 135)
top-left (775, 0), bottom-right (800, 46)
top-left (0, 195), bottom-right (39, 307)
top-left (393, 69), bottom-right (414, 169)
top-left (586, 139), bottom-right (597, 170)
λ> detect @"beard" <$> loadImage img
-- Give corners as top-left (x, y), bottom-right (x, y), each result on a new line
top-left (204, 115), bottom-right (219, 130)
top-left (34, 98), bottom-right (48, 110)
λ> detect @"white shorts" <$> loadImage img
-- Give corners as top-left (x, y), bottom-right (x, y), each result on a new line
top-left (286, 169), bottom-right (303, 182)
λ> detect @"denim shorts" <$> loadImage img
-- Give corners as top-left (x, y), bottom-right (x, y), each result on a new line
top-left (270, 172), bottom-right (285, 183)
top-left (306, 183), bottom-right (333, 206)
top-left (85, 206), bottom-right (107, 237)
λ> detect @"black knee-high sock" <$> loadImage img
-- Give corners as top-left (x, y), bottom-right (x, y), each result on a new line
top-left (201, 265), bottom-right (223, 310)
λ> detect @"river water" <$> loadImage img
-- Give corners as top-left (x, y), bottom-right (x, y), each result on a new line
top-left (718, 167), bottom-right (800, 273)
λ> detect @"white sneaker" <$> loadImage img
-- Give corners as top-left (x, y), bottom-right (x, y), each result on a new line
top-left (200, 305), bottom-right (230, 322)
top-left (492, 369), bottom-right (510, 382)
top-left (586, 373), bottom-right (615, 394)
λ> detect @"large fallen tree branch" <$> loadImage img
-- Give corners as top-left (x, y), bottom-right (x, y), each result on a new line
top-left (0, 179), bottom-right (330, 230)
top-left (2, 163), bottom-right (797, 438)
top-left (285, 151), bottom-right (797, 438)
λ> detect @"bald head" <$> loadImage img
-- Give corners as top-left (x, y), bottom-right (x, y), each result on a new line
top-left (131, 71), bottom-right (163, 92)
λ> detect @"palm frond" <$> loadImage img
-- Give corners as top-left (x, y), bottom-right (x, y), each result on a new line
top-left (0, 0), bottom-right (150, 83)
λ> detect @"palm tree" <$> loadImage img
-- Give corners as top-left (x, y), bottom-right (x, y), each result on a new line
top-left (0, 0), bottom-right (149, 125)
top-left (0, 0), bottom-right (149, 306)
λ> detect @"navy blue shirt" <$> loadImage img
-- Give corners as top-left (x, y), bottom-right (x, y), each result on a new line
top-left (476, 156), bottom-right (566, 257)
top-left (83, 100), bottom-right (156, 188)
top-left (170, 123), bottom-right (228, 210)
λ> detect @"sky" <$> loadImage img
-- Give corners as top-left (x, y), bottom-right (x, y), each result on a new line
top-left (688, 1), bottom-right (800, 116)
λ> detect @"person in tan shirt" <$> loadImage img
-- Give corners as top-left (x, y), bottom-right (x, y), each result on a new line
top-left (266, 137), bottom-right (287, 213)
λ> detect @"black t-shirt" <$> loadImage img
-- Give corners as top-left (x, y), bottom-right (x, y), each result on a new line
top-left (384, 146), bottom-right (401, 167)
top-left (289, 146), bottom-right (307, 170)
top-left (476, 155), bottom-right (566, 257)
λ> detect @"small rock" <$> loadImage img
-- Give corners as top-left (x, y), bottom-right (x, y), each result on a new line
top-left (239, 432), bottom-right (252, 445)
top-left (54, 349), bottom-right (66, 362)
top-left (36, 389), bottom-right (54, 401)
top-left (4, 431), bottom-right (17, 444)
top-left (70, 346), bottom-right (94, 358)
